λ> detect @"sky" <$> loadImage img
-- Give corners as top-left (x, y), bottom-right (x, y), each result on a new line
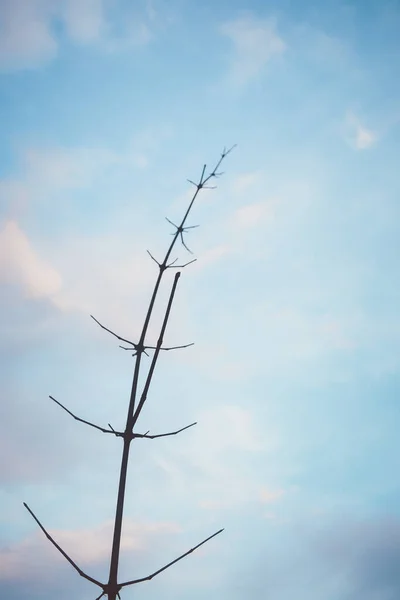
top-left (0, 0), bottom-right (400, 598)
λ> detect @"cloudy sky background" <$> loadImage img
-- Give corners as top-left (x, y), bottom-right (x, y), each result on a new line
top-left (1, 0), bottom-right (400, 598)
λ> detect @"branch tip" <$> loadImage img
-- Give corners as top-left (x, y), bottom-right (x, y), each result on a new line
top-left (23, 503), bottom-right (103, 588)
top-left (120, 527), bottom-right (224, 588)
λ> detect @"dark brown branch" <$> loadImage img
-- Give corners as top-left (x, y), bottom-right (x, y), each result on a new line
top-left (120, 529), bottom-right (224, 588)
top-left (132, 421), bottom-right (197, 439)
top-left (90, 315), bottom-right (149, 356)
top-left (167, 258), bottom-right (197, 268)
top-left (23, 503), bottom-right (103, 589)
top-left (92, 314), bottom-right (194, 356)
top-left (147, 249), bottom-right (197, 270)
top-left (102, 147), bottom-right (235, 594)
top-left (131, 272), bottom-right (181, 428)
top-left (119, 342), bottom-right (194, 353)
top-left (49, 396), bottom-right (124, 437)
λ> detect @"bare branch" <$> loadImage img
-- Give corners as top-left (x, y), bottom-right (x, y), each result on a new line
top-left (91, 315), bottom-right (138, 348)
top-left (132, 421), bottom-right (197, 439)
top-left (91, 315), bottom-right (149, 356)
top-left (165, 217), bottom-right (200, 255)
top-left (23, 503), bottom-right (103, 588)
top-left (49, 396), bottom-right (124, 437)
top-left (120, 529), bottom-right (224, 587)
top-left (167, 258), bottom-right (197, 268)
top-left (131, 272), bottom-right (181, 428)
top-left (119, 342), bottom-right (194, 353)
top-left (146, 250), bottom-right (162, 268)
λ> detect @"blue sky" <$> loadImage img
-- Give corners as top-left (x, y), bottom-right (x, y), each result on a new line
top-left (1, 0), bottom-right (400, 598)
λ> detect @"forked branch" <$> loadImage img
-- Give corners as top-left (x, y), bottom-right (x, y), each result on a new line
top-left (25, 147), bottom-right (235, 600)
top-left (49, 395), bottom-right (124, 437)
top-left (50, 395), bottom-right (196, 440)
top-left (91, 314), bottom-right (194, 356)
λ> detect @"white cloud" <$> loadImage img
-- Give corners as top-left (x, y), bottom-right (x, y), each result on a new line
top-left (0, 0), bottom-right (58, 70)
top-left (0, 220), bottom-right (62, 299)
top-left (0, 0), bottom-right (152, 70)
top-left (344, 111), bottom-right (377, 150)
top-left (220, 15), bottom-right (286, 85)
top-left (61, 0), bottom-right (105, 44)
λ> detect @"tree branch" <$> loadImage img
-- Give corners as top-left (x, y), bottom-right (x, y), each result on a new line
top-left (120, 529), bottom-right (224, 587)
top-left (92, 314), bottom-right (194, 356)
top-left (23, 503), bottom-right (103, 589)
top-left (119, 342), bottom-right (194, 354)
top-left (49, 396), bottom-right (124, 437)
top-left (132, 421), bottom-right (197, 439)
top-left (90, 316), bottom-right (148, 356)
top-left (131, 272), bottom-right (181, 429)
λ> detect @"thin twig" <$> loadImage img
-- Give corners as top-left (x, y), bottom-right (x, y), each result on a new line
top-left (23, 503), bottom-right (103, 588)
top-left (119, 342), bottom-right (194, 353)
top-left (120, 529), bottom-right (224, 587)
top-left (91, 315), bottom-right (141, 350)
top-left (92, 314), bottom-right (194, 355)
top-left (132, 422), bottom-right (197, 439)
top-left (49, 396), bottom-right (124, 437)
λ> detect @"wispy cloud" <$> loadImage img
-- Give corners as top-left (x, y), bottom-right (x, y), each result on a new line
top-left (0, 220), bottom-right (62, 299)
top-left (0, 0), bottom-right (152, 70)
top-left (344, 111), bottom-right (377, 150)
top-left (231, 201), bottom-right (277, 229)
top-left (220, 14), bottom-right (286, 86)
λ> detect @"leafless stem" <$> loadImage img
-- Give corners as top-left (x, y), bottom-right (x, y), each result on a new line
top-left (120, 529), bottom-right (224, 587)
top-left (131, 271), bottom-right (181, 429)
top-left (119, 342), bottom-right (194, 353)
top-left (92, 314), bottom-right (194, 356)
top-left (25, 147), bottom-right (234, 600)
top-left (91, 315), bottom-right (149, 356)
top-left (132, 421), bottom-right (197, 439)
top-left (49, 396), bottom-right (124, 437)
top-left (23, 503), bottom-right (103, 589)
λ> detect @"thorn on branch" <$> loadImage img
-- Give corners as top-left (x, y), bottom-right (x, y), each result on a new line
top-left (23, 503), bottom-right (103, 589)
top-left (49, 396), bottom-right (124, 438)
top-left (120, 529), bottom-right (224, 588)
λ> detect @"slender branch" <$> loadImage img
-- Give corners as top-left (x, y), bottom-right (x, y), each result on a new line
top-left (92, 314), bottom-right (194, 355)
top-left (120, 529), bottom-right (224, 588)
top-left (147, 249), bottom-right (197, 270)
top-left (91, 315), bottom-right (148, 356)
top-left (132, 421), bottom-right (197, 439)
top-left (131, 272), bottom-right (181, 429)
top-left (119, 342), bottom-right (194, 353)
top-left (49, 396), bottom-right (124, 437)
top-left (23, 503), bottom-right (103, 588)
top-left (106, 147), bottom-right (235, 594)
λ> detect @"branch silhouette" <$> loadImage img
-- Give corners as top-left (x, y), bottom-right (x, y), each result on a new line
top-left (120, 529), bottom-right (224, 587)
top-left (24, 146), bottom-right (235, 599)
